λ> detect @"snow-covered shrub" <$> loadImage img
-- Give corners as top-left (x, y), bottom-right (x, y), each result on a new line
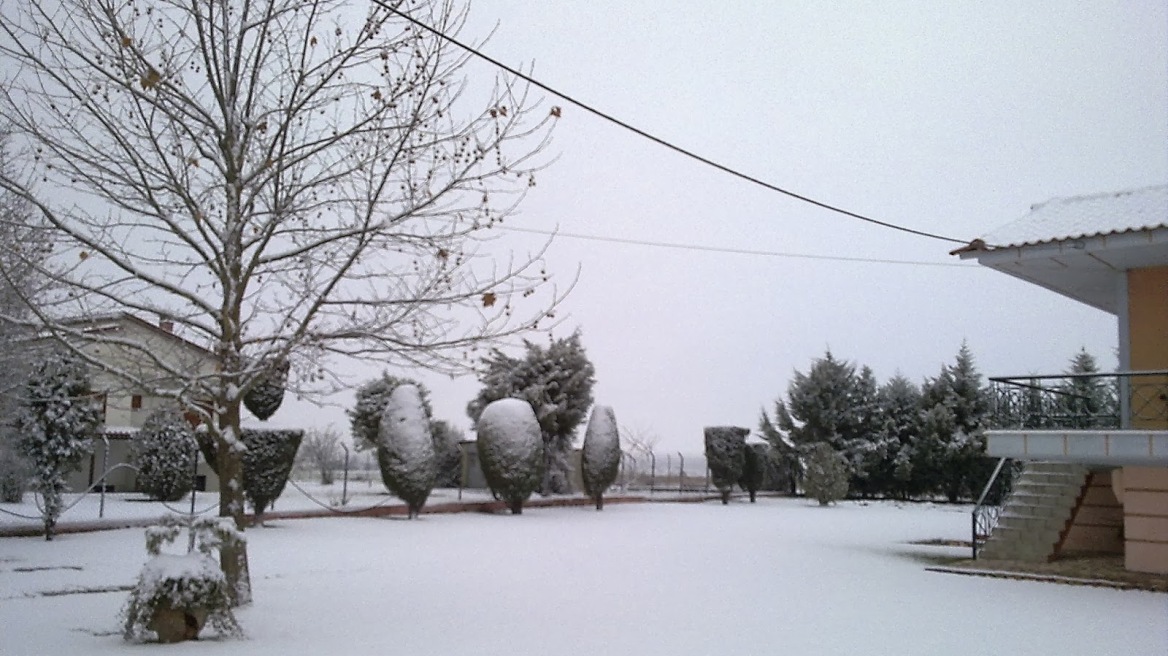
top-left (476, 398), bottom-right (544, 514)
top-left (704, 426), bottom-right (749, 505)
top-left (198, 428), bottom-right (303, 524)
top-left (467, 331), bottom-right (596, 495)
top-left (803, 443), bottom-right (849, 505)
top-left (348, 372), bottom-right (434, 450)
top-left (581, 405), bottom-right (620, 510)
top-left (132, 406), bottom-right (197, 502)
top-left (242, 358), bottom-right (288, 421)
top-left (430, 419), bottom-right (464, 488)
top-left (377, 384), bottom-right (435, 518)
top-left (121, 515), bottom-right (243, 643)
top-left (0, 437), bottom-right (29, 503)
top-left (15, 350), bottom-right (100, 539)
top-left (738, 443), bottom-right (768, 503)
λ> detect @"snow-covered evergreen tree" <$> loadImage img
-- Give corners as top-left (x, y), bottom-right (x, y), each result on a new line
top-left (242, 358), bottom-right (288, 421)
top-left (132, 405), bottom-right (197, 502)
top-left (475, 398), bottom-right (543, 514)
top-left (1058, 349), bottom-right (1116, 428)
top-left (921, 342), bottom-right (992, 502)
top-left (738, 442), bottom-right (768, 503)
top-left (348, 372), bottom-right (434, 451)
top-left (15, 349), bottom-right (100, 539)
top-left (377, 384), bottom-right (435, 518)
top-left (771, 351), bottom-right (864, 451)
top-left (877, 375), bottom-right (924, 500)
top-left (581, 405), bottom-right (620, 510)
top-left (467, 331), bottom-right (595, 495)
top-left (803, 443), bottom-right (849, 505)
top-left (757, 411), bottom-right (800, 495)
top-left (198, 428), bottom-right (303, 525)
top-left (430, 420), bottom-right (465, 488)
top-left (704, 426), bottom-right (749, 505)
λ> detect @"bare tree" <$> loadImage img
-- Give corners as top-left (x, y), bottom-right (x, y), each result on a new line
top-left (300, 426), bottom-right (343, 485)
top-left (0, 0), bottom-right (563, 604)
top-left (618, 423), bottom-right (660, 487)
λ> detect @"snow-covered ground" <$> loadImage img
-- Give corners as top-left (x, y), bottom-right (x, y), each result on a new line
top-left (2, 497), bottom-right (1166, 655)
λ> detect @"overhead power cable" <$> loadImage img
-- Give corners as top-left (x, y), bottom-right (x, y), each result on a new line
top-left (501, 225), bottom-right (976, 268)
top-left (375, 1), bottom-right (972, 247)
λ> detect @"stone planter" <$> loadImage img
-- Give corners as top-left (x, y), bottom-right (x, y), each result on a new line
top-left (148, 603), bottom-right (209, 643)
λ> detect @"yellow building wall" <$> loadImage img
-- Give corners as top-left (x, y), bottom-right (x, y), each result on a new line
top-left (1126, 266), bottom-right (1168, 429)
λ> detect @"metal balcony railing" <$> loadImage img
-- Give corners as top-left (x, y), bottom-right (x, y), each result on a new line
top-left (988, 370), bottom-right (1168, 430)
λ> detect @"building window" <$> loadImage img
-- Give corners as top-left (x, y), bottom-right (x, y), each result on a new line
top-left (131, 395), bottom-right (143, 411)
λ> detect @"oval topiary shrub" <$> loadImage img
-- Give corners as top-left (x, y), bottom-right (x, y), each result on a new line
top-left (581, 405), bottom-right (620, 510)
top-left (377, 384), bottom-right (435, 518)
top-left (476, 398), bottom-right (543, 514)
top-left (132, 406), bottom-right (197, 502)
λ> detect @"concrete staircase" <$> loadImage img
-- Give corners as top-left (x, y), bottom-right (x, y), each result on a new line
top-left (978, 461), bottom-right (1090, 562)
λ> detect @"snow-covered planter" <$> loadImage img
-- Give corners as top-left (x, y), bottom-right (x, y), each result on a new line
top-left (377, 384), bottom-right (436, 518)
top-left (476, 398), bottom-right (544, 514)
top-left (704, 426), bottom-right (749, 505)
top-left (121, 516), bottom-right (243, 643)
top-left (581, 405), bottom-right (620, 510)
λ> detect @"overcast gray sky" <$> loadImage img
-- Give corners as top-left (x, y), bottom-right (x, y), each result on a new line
top-left (270, 1), bottom-right (1168, 453)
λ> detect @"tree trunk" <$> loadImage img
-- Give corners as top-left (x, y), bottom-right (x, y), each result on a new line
top-left (217, 400), bottom-right (251, 606)
top-left (721, 490), bottom-right (730, 505)
top-left (749, 490), bottom-right (757, 503)
top-left (509, 500), bottom-right (523, 514)
top-left (595, 495), bottom-right (603, 511)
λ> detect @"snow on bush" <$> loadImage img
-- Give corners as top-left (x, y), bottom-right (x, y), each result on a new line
top-left (377, 384), bottom-right (435, 518)
top-left (132, 405), bottom-right (197, 502)
top-left (15, 349), bottom-right (100, 539)
top-left (803, 442), bottom-right (849, 505)
top-left (704, 426), bottom-right (748, 505)
top-left (476, 398), bottom-right (544, 514)
top-left (0, 437), bottom-right (29, 503)
top-left (738, 443), bottom-right (768, 503)
top-left (581, 404), bottom-right (620, 510)
top-left (242, 358), bottom-right (289, 421)
top-left (198, 428), bottom-right (303, 524)
top-left (121, 515), bottom-right (243, 643)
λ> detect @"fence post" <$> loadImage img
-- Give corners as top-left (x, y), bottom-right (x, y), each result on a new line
top-left (188, 439), bottom-right (199, 553)
top-left (649, 452), bottom-right (656, 493)
top-left (677, 452), bottom-right (685, 494)
top-left (98, 435), bottom-right (110, 518)
top-left (341, 443), bottom-right (350, 507)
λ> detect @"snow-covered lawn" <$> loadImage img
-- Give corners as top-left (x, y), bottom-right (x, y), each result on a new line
top-left (2, 498), bottom-right (1165, 655)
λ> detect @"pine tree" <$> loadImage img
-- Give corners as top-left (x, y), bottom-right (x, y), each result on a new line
top-left (878, 375), bottom-right (924, 500)
top-left (803, 443), bottom-right (849, 505)
top-left (467, 331), bottom-right (596, 495)
top-left (430, 420), bottom-right (465, 488)
top-left (757, 411), bottom-right (800, 495)
top-left (132, 405), bottom-right (197, 502)
top-left (1058, 349), bottom-right (1116, 428)
top-left (921, 342), bottom-right (992, 502)
top-left (772, 351), bottom-right (862, 451)
top-left (704, 426), bottom-right (749, 505)
top-left (475, 398), bottom-right (544, 514)
top-left (581, 405), bottom-right (620, 510)
top-left (16, 350), bottom-right (101, 539)
top-left (377, 384), bottom-right (436, 518)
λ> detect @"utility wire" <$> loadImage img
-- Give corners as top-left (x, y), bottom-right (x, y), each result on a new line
top-left (501, 225), bottom-right (975, 268)
top-left (376, 1), bottom-right (973, 247)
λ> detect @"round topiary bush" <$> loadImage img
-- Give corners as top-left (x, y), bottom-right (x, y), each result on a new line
top-left (132, 406), bottom-right (197, 502)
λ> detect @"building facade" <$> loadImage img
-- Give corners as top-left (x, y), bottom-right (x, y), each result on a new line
top-left (955, 184), bottom-right (1168, 573)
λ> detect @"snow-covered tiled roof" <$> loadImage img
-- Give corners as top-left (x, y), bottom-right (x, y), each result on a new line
top-left (982, 184), bottom-right (1168, 249)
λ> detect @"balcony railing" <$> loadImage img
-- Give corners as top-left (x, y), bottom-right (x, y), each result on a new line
top-left (988, 370), bottom-right (1168, 430)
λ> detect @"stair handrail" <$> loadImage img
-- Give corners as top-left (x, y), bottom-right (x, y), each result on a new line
top-left (971, 457), bottom-right (1013, 560)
